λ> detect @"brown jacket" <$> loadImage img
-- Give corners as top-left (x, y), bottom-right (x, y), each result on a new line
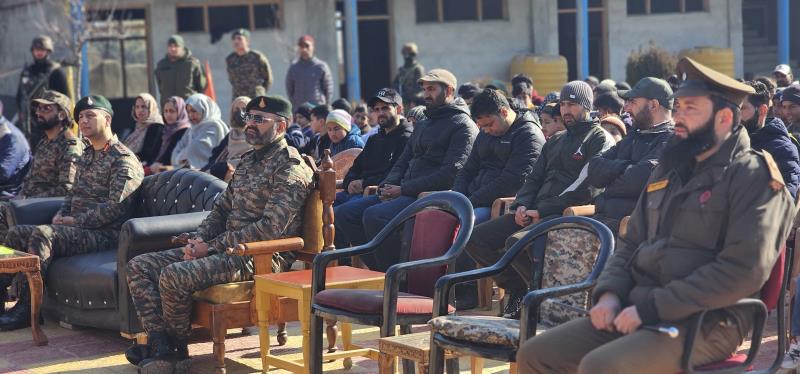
top-left (593, 127), bottom-right (796, 334)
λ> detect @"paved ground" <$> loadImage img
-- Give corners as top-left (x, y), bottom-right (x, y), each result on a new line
top-left (0, 301), bottom-right (793, 373)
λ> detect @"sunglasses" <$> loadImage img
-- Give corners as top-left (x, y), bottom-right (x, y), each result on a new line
top-left (244, 113), bottom-right (282, 125)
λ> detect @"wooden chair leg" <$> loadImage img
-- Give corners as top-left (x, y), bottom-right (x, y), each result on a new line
top-left (325, 319), bottom-right (338, 353)
top-left (211, 311), bottom-right (227, 374)
top-left (509, 362), bottom-right (518, 374)
top-left (276, 322), bottom-right (288, 346)
top-left (477, 278), bottom-right (493, 309)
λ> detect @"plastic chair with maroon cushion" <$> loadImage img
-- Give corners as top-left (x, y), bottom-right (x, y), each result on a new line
top-left (672, 245), bottom-right (791, 374)
top-left (428, 216), bottom-right (614, 374)
top-left (307, 191), bottom-right (475, 374)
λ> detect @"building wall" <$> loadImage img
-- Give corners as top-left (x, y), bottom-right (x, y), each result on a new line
top-left (606, 0), bottom-right (744, 82)
top-left (390, 0), bottom-right (554, 88)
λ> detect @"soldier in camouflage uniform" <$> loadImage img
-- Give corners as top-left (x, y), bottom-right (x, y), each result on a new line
top-left (126, 95), bottom-right (313, 373)
top-left (226, 29), bottom-right (273, 98)
top-left (17, 36), bottom-right (69, 147)
top-left (393, 43), bottom-right (424, 105)
top-left (0, 90), bottom-right (82, 240)
top-left (0, 95), bottom-right (143, 331)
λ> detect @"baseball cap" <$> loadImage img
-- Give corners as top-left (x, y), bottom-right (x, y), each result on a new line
top-left (418, 68), bottom-right (457, 89)
top-left (368, 88), bottom-right (402, 107)
top-left (774, 64), bottom-right (792, 76)
top-left (32, 90), bottom-right (73, 115)
top-left (618, 77), bottom-right (674, 109)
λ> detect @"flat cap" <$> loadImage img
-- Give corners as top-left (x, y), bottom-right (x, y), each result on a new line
top-left (674, 57), bottom-right (754, 107)
top-left (418, 68), bottom-right (457, 89)
top-left (33, 90), bottom-right (73, 116)
top-left (74, 95), bottom-right (114, 119)
top-left (246, 95), bottom-right (292, 119)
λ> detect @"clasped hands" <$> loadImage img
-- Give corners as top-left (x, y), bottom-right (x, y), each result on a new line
top-left (590, 292), bottom-right (642, 335)
top-left (514, 206), bottom-right (541, 227)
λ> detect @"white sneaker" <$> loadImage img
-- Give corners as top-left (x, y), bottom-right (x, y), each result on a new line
top-left (782, 341), bottom-right (800, 369)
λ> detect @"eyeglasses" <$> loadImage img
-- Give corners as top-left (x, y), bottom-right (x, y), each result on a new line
top-left (244, 113), bottom-right (281, 125)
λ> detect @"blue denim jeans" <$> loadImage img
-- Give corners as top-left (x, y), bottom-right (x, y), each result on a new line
top-left (474, 207), bottom-right (492, 225)
top-left (793, 276), bottom-right (800, 336)
top-left (334, 191), bottom-right (363, 207)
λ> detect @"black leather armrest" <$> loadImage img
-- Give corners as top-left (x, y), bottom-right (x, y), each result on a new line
top-left (7, 197), bottom-right (64, 226)
top-left (117, 211), bottom-right (209, 335)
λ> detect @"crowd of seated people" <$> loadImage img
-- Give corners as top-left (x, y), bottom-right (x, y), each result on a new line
top-left (3, 34), bottom-right (800, 374)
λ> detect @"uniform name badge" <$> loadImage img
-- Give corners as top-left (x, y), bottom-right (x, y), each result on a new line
top-left (647, 179), bottom-right (669, 193)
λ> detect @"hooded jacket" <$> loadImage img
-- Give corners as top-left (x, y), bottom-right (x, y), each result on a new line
top-left (155, 48), bottom-right (206, 100)
top-left (329, 125), bottom-right (365, 157)
top-left (343, 118), bottom-right (413, 189)
top-left (453, 110), bottom-right (546, 208)
top-left (588, 121), bottom-right (674, 220)
top-left (383, 100), bottom-right (478, 197)
top-left (512, 118), bottom-right (612, 217)
top-left (748, 117), bottom-right (800, 198)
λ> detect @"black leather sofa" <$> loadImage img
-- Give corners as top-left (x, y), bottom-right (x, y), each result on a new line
top-left (6, 168), bottom-right (226, 335)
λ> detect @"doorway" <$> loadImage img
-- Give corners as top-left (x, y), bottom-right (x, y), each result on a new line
top-left (557, 0), bottom-right (606, 80)
top-left (336, 0), bottom-right (392, 101)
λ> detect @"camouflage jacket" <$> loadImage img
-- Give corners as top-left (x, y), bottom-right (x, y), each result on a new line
top-left (226, 50), bottom-right (273, 98)
top-left (21, 128), bottom-right (82, 198)
top-left (59, 135), bottom-right (144, 230)
top-left (197, 138), bottom-right (313, 253)
top-left (393, 62), bottom-right (424, 103)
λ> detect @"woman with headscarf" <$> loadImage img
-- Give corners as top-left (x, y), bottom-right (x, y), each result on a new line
top-left (124, 93), bottom-right (164, 167)
top-left (150, 96), bottom-right (192, 172)
top-left (202, 96), bottom-right (252, 180)
top-left (172, 93), bottom-right (229, 169)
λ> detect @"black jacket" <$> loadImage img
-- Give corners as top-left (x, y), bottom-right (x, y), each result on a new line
top-left (749, 117), bottom-right (800, 198)
top-left (588, 121), bottom-right (673, 220)
top-left (512, 118), bottom-right (612, 217)
top-left (453, 110), bottom-right (545, 208)
top-left (383, 100), bottom-right (478, 197)
top-left (157, 128), bottom-right (188, 166)
top-left (136, 123), bottom-right (165, 165)
top-left (343, 119), bottom-right (413, 189)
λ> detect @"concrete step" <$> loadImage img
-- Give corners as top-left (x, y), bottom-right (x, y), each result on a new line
top-left (744, 44), bottom-right (778, 55)
top-left (744, 37), bottom-right (772, 48)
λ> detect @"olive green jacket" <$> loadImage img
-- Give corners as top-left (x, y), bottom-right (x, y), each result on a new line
top-left (593, 127), bottom-right (796, 334)
top-left (155, 48), bottom-right (206, 100)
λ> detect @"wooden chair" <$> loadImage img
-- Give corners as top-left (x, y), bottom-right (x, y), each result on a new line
top-left (475, 197), bottom-right (516, 310)
top-left (186, 150), bottom-right (338, 374)
top-left (332, 148), bottom-right (362, 190)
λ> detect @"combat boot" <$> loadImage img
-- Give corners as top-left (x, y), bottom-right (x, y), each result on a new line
top-left (125, 341), bottom-right (151, 366)
top-left (138, 331), bottom-right (176, 374)
top-left (0, 280), bottom-right (31, 331)
top-left (172, 337), bottom-right (191, 374)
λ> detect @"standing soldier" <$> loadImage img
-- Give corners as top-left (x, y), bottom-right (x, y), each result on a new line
top-left (17, 35), bottom-right (69, 147)
top-left (126, 95), bottom-right (313, 372)
top-left (0, 90), bottom-right (82, 240)
top-left (226, 29), bottom-right (273, 98)
top-left (516, 58), bottom-right (797, 374)
top-left (393, 43), bottom-right (425, 106)
top-left (154, 35), bottom-right (206, 101)
top-left (0, 95), bottom-right (143, 331)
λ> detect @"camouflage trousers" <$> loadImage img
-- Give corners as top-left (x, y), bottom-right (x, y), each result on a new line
top-left (4, 224), bottom-right (118, 276)
top-left (127, 248), bottom-right (254, 339)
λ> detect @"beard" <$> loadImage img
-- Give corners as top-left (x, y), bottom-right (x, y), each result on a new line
top-left (742, 115), bottom-right (759, 133)
top-left (631, 107), bottom-right (653, 130)
top-left (378, 113), bottom-right (398, 129)
top-left (35, 114), bottom-right (61, 131)
top-left (245, 124), bottom-right (277, 146)
top-left (658, 116), bottom-right (716, 173)
top-left (424, 90), bottom-right (446, 110)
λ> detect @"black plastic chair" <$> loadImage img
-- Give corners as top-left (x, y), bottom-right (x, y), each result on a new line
top-left (675, 244), bottom-right (792, 374)
top-left (428, 216), bottom-right (615, 374)
top-left (307, 191), bottom-right (475, 374)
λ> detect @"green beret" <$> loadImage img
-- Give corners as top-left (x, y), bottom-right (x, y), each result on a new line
top-left (74, 95), bottom-right (114, 119)
top-left (245, 95), bottom-right (292, 120)
top-left (232, 28), bottom-right (250, 39)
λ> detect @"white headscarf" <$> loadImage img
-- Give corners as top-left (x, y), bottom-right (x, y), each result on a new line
top-left (172, 94), bottom-right (230, 168)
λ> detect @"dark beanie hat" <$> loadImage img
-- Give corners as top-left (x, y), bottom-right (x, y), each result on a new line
top-left (781, 84), bottom-right (800, 106)
top-left (470, 89), bottom-right (510, 118)
top-left (294, 102), bottom-right (314, 120)
top-left (331, 98), bottom-right (353, 114)
top-left (458, 83), bottom-right (480, 100)
top-left (560, 81), bottom-right (594, 111)
top-left (593, 92), bottom-right (624, 114)
top-left (167, 34), bottom-right (184, 47)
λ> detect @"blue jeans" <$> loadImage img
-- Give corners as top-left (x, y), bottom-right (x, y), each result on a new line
top-left (474, 207), bottom-right (492, 225)
top-left (334, 191), bottom-right (362, 207)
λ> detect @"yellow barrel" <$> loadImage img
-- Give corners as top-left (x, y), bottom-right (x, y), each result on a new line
top-left (679, 47), bottom-right (735, 77)
top-left (510, 55), bottom-right (568, 95)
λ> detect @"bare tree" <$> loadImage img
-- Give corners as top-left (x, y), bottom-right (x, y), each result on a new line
top-left (27, 0), bottom-right (120, 97)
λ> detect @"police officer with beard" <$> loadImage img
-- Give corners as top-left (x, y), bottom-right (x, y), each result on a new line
top-left (516, 58), bottom-right (797, 374)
